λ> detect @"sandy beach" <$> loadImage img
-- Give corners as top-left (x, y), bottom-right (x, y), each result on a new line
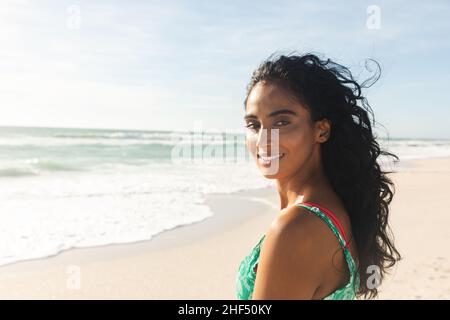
top-left (0, 157), bottom-right (449, 299)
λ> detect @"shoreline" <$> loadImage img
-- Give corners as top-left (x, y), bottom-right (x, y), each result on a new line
top-left (0, 157), bottom-right (449, 298)
top-left (0, 185), bottom-right (280, 299)
top-left (0, 185), bottom-right (279, 272)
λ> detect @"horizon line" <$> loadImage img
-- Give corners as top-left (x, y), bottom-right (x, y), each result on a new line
top-left (0, 124), bottom-right (447, 141)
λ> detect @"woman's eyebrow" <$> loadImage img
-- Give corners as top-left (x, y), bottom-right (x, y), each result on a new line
top-left (244, 108), bottom-right (298, 120)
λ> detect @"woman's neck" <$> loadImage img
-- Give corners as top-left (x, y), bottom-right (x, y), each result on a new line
top-left (276, 164), bottom-right (332, 211)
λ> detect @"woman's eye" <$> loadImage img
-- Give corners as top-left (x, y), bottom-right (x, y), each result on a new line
top-left (245, 123), bottom-right (260, 130)
top-left (275, 120), bottom-right (289, 126)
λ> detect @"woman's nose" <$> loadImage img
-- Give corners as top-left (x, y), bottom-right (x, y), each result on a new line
top-left (256, 128), bottom-right (279, 153)
top-left (257, 128), bottom-right (268, 145)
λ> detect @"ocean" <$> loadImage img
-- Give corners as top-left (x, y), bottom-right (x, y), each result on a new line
top-left (0, 125), bottom-right (449, 266)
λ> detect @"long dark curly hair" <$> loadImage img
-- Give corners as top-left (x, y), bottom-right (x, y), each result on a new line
top-left (243, 52), bottom-right (401, 299)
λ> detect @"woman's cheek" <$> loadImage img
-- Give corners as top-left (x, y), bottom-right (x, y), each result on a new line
top-left (246, 132), bottom-right (258, 158)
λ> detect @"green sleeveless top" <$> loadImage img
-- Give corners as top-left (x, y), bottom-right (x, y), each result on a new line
top-left (236, 202), bottom-right (360, 300)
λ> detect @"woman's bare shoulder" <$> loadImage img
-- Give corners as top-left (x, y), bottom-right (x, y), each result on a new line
top-left (252, 206), bottom-right (335, 299)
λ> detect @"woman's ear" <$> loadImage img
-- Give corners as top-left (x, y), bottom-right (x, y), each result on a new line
top-left (315, 119), bottom-right (331, 143)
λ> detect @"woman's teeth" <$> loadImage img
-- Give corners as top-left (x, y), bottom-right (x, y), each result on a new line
top-left (258, 153), bottom-right (285, 162)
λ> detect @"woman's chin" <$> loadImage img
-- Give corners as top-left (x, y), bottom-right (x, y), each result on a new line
top-left (256, 153), bottom-right (285, 177)
top-left (261, 172), bottom-right (281, 179)
top-left (257, 164), bottom-right (284, 179)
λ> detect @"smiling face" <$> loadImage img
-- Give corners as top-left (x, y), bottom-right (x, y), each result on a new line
top-left (244, 81), bottom-right (330, 179)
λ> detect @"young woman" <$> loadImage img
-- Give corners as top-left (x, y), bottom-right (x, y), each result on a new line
top-left (236, 53), bottom-right (401, 300)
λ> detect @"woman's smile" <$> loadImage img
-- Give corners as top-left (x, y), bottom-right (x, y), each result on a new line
top-left (257, 152), bottom-right (286, 166)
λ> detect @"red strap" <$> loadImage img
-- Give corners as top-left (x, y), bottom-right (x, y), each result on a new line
top-left (300, 201), bottom-right (353, 255)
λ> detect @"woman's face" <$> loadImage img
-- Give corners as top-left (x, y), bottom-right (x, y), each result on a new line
top-left (244, 81), bottom-right (325, 179)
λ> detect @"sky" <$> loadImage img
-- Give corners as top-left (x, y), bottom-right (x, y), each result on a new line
top-left (0, 0), bottom-right (449, 139)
